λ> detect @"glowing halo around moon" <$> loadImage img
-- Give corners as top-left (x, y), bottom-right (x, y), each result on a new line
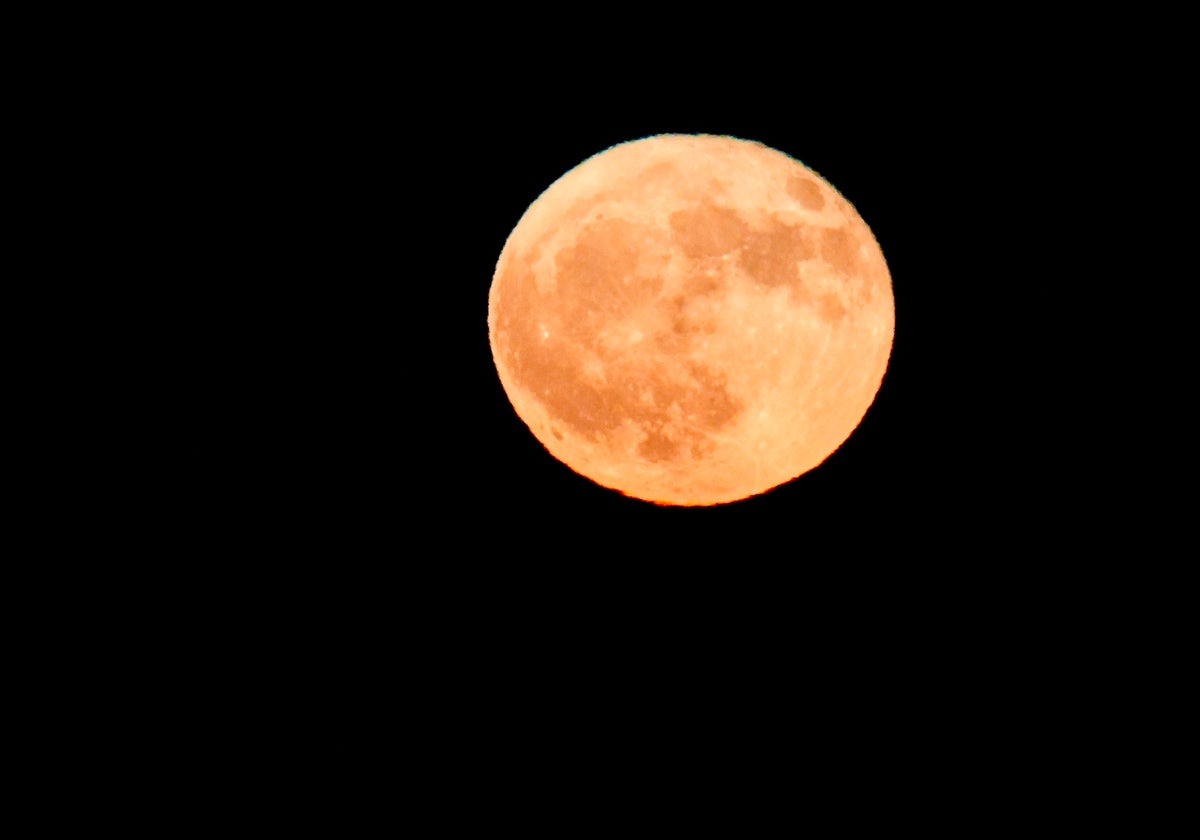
top-left (487, 134), bottom-right (894, 506)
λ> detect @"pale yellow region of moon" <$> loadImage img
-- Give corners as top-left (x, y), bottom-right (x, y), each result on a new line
top-left (488, 134), bottom-right (894, 506)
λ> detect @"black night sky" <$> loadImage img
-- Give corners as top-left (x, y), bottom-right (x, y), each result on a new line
top-left (168, 17), bottom-right (1105, 785)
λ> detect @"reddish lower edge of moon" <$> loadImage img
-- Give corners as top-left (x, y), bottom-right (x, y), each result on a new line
top-left (488, 134), bottom-right (894, 506)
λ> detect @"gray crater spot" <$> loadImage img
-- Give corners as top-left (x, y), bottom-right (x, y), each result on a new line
top-left (786, 174), bottom-right (825, 211)
top-left (668, 200), bottom-right (751, 259)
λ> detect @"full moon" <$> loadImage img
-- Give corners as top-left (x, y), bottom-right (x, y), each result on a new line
top-left (488, 134), bottom-right (894, 506)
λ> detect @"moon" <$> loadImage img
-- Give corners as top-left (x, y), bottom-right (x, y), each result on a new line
top-left (487, 134), bottom-right (894, 506)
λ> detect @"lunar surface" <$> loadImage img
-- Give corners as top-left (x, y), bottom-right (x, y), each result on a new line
top-left (488, 134), bottom-right (894, 506)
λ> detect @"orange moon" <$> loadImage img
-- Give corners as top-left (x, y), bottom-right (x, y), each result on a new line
top-left (487, 134), bottom-right (894, 506)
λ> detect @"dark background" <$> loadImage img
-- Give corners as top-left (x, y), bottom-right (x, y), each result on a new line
top-left (153, 15), bottom-right (1133, 786)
